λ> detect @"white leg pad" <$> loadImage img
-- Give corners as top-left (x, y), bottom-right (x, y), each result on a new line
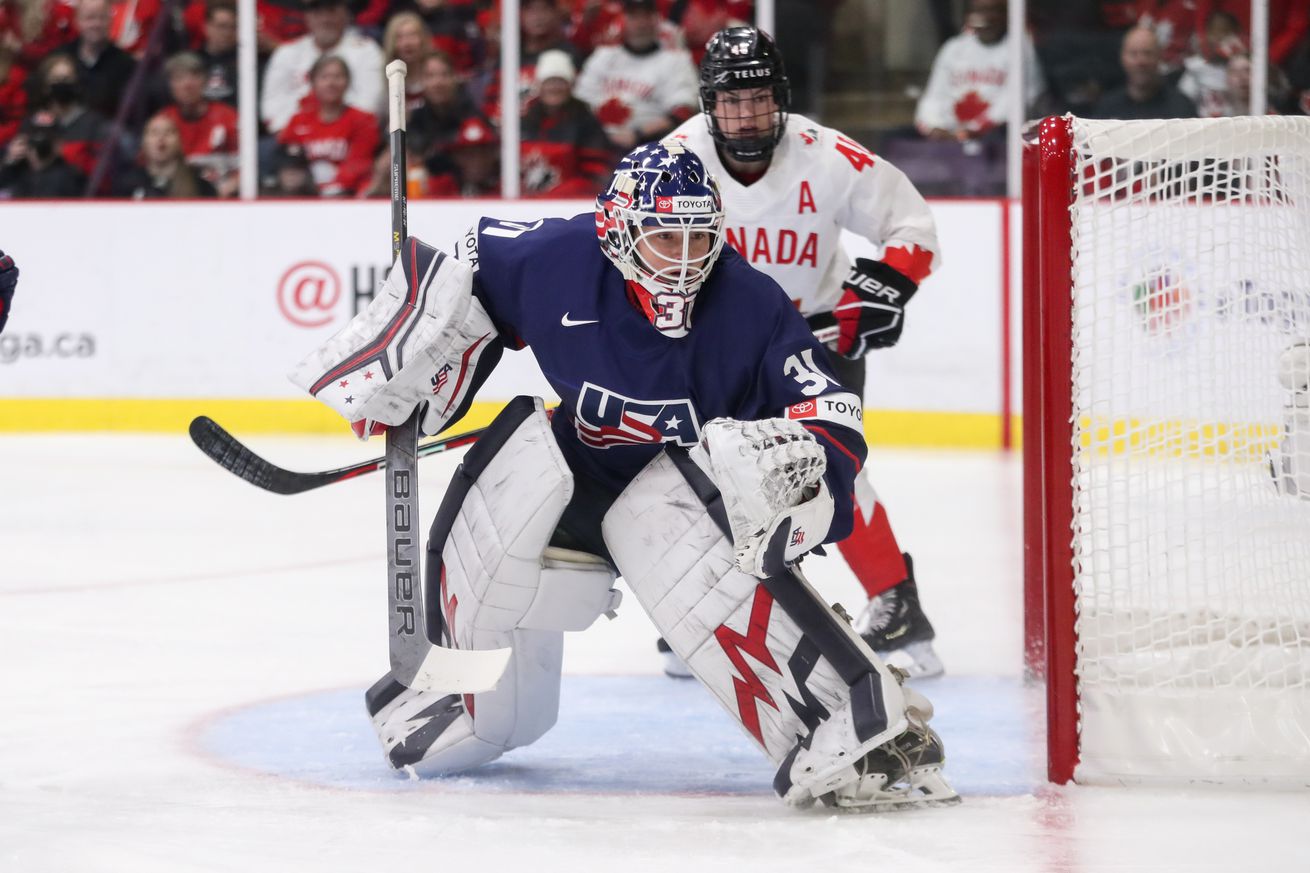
top-left (367, 398), bottom-right (620, 774)
top-left (602, 450), bottom-right (908, 804)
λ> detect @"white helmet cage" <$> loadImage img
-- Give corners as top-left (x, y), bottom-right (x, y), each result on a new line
top-left (596, 141), bottom-right (727, 337)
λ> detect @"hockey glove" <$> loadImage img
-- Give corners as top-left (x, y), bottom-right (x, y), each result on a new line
top-left (289, 238), bottom-right (495, 442)
top-left (690, 418), bottom-right (835, 578)
top-left (0, 250), bottom-right (17, 334)
top-left (833, 258), bottom-right (918, 359)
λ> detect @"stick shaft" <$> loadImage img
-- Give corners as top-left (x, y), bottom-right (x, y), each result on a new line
top-left (387, 60), bottom-right (408, 261)
top-left (383, 60), bottom-right (431, 678)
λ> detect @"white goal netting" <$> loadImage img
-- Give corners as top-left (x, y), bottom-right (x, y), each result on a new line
top-left (1066, 116), bottom-right (1310, 785)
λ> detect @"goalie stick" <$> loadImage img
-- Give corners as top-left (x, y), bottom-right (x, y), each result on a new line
top-left (187, 415), bottom-right (484, 495)
top-left (377, 60), bottom-right (510, 695)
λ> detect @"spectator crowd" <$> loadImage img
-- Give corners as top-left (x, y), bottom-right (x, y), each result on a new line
top-left (0, 0), bottom-right (1306, 200)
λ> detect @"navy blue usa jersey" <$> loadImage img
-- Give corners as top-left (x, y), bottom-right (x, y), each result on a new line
top-left (453, 213), bottom-right (868, 543)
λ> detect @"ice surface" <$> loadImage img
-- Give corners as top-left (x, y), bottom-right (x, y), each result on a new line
top-left (2, 435), bottom-right (1307, 872)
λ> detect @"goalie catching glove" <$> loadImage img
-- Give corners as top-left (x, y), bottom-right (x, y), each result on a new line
top-left (833, 257), bottom-right (918, 359)
top-left (689, 417), bottom-right (834, 578)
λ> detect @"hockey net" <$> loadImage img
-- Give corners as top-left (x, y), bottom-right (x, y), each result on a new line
top-left (1023, 115), bottom-right (1310, 786)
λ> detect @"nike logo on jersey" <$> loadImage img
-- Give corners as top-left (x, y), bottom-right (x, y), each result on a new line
top-left (561, 313), bottom-right (599, 327)
top-left (575, 382), bottom-right (701, 448)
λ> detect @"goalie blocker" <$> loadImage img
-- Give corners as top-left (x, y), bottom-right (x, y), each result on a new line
top-left (369, 399), bottom-right (956, 810)
top-left (288, 238), bottom-right (501, 438)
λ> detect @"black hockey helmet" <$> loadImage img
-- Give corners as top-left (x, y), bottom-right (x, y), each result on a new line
top-left (698, 26), bottom-right (790, 162)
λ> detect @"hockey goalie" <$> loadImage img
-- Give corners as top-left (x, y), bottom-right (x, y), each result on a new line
top-left (290, 140), bottom-right (959, 811)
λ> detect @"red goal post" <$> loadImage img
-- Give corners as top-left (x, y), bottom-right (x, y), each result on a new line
top-left (1023, 114), bottom-right (1310, 787)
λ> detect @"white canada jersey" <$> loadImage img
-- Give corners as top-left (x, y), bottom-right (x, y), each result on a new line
top-left (914, 30), bottom-right (1044, 136)
top-left (668, 114), bottom-right (940, 317)
top-left (574, 45), bottom-right (699, 141)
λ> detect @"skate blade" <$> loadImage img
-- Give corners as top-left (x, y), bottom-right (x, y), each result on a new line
top-left (831, 793), bottom-right (963, 814)
top-left (824, 767), bottom-right (961, 813)
top-left (661, 649), bottom-right (695, 680)
top-left (881, 640), bottom-right (945, 680)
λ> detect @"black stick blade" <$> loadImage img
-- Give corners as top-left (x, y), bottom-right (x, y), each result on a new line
top-left (188, 415), bottom-right (315, 495)
top-left (188, 415), bottom-right (481, 496)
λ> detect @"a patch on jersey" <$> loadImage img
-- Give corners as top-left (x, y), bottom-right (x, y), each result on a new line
top-left (785, 391), bottom-right (863, 432)
top-left (575, 382), bottom-right (701, 449)
top-left (798, 127), bottom-right (818, 145)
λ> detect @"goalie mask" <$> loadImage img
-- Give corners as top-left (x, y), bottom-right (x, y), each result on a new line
top-left (595, 140), bottom-right (726, 338)
top-left (699, 26), bottom-right (790, 163)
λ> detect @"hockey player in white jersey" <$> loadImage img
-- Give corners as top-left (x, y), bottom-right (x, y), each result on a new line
top-left (666, 26), bottom-right (945, 679)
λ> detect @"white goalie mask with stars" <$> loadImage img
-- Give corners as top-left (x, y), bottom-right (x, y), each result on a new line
top-left (594, 140), bottom-right (727, 338)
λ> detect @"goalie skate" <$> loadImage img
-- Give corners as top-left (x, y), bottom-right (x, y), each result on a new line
top-left (820, 682), bottom-right (960, 812)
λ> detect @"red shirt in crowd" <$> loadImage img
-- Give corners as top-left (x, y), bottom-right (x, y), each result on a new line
top-left (159, 102), bottom-right (238, 160)
top-left (567, 0), bottom-right (751, 62)
top-left (278, 105), bottom-right (379, 196)
top-left (0, 0), bottom-right (77, 71)
top-left (1194, 0), bottom-right (1310, 65)
top-left (0, 65), bottom-right (27, 148)
top-left (109, 0), bottom-right (164, 56)
top-left (181, 0), bottom-right (307, 51)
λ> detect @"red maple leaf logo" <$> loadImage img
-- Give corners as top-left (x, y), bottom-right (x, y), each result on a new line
top-left (954, 90), bottom-right (990, 125)
top-left (596, 97), bottom-right (633, 127)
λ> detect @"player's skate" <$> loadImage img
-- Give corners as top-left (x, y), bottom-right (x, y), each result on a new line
top-left (655, 637), bottom-right (693, 679)
top-left (855, 553), bottom-right (944, 679)
top-left (820, 682), bottom-right (959, 812)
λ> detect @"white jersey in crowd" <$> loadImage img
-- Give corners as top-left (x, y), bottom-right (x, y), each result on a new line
top-left (914, 29), bottom-right (1044, 137)
top-left (260, 30), bottom-right (386, 133)
top-left (1179, 54), bottom-right (1235, 118)
top-left (668, 113), bottom-right (941, 317)
top-left (574, 45), bottom-right (699, 141)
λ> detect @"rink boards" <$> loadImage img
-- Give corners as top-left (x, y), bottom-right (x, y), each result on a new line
top-left (0, 198), bottom-right (1014, 447)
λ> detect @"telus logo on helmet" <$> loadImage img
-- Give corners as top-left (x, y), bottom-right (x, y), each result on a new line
top-left (718, 68), bottom-right (769, 82)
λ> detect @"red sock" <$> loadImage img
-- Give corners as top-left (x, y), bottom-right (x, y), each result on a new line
top-left (838, 475), bottom-right (908, 599)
